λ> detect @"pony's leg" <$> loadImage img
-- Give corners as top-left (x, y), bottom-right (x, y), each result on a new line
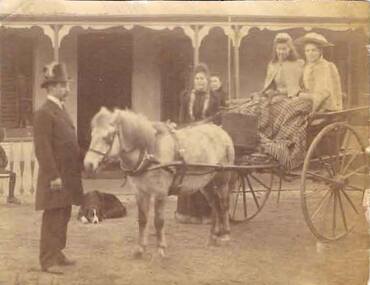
top-left (154, 196), bottom-right (167, 257)
top-left (135, 191), bottom-right (151, 258)
top-left (218, 185), bottom-right (231, 242)
top-left (201, 189), bottom-right (221, 246)
top-left (217, 173), bottom-right (233, 242)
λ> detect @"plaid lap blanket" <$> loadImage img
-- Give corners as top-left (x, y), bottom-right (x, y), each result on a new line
top-left (231, 95), bottom-right (312, 170)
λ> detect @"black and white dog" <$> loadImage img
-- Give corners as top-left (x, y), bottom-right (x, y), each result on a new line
top-left (77, 190), bottom-right (127, 224)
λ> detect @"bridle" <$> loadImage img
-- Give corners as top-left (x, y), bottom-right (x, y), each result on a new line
top-left (87, 127), bottom-right (157, 175)
top-left (87, 130), bottom-right (118, 163)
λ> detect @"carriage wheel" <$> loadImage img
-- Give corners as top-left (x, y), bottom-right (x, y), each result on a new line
top-left (229, 170), bottom-right (275, 222)
top-left (301, 122), bottom-right (368, 242)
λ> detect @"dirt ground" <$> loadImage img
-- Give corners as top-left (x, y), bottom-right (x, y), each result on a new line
top-left (0, 178), bottom-right (369, 285)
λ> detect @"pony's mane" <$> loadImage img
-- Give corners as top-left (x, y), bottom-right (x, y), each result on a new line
top-left (91, 108), bottom-right (111, 129)
top-left (115, 110), bottom-right (156, 151)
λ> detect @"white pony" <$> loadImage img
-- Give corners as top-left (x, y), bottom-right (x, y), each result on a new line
top-left (84, 107), bottom-right (235, 257)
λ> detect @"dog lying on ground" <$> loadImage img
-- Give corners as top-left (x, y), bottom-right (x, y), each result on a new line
top-left (77, 190), bottom-right (127, 224)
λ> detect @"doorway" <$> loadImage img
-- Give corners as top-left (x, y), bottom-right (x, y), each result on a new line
top-left (77, 32), bottom-right (132, 150)
top-left (159, 31), bottom-right (193, 123)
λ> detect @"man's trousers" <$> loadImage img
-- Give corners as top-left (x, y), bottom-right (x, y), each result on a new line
top-left (39, 206), bottom-right (72, 268)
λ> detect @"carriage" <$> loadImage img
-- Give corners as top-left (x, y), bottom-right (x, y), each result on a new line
top-left (222, 105), bottom-right (369, 242)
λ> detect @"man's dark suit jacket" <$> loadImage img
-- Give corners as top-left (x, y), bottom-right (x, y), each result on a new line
top-left (33, 100), bottom-right (83, 211)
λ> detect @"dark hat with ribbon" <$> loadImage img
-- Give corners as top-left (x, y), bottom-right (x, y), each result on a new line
top-left (41, 62), bottom-right (72, 88)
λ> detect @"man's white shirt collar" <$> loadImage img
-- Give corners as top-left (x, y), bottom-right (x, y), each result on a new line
top-left (47, 95), bottom-right (64, 110)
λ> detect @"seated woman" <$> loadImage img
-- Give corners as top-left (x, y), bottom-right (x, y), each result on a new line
top-left (176, 63), bottom-right (223, 224)
top-left (209, 73), bottom-right (228, 125)
top-left (294, 32), bottom-right (343, 112)
top-left (179, 64), bottom-right (223, 123)
top-left (233, 33), bottom-right (312, 170)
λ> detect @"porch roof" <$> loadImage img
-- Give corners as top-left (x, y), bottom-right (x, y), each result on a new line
top-left (0, 0), bottom-right (368, 24)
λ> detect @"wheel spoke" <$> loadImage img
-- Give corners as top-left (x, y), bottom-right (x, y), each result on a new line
top-left (249, 173), bottom-right (271, 190)
top-left (340, 130), bottom-right (351, 156)
top-left (311, 190), bottom-right (332, 221)
top-left (341, 152), bottom-right (359, 175)
top-left (231, 190), bottom-right (240, 218)
top-left (306, 171), bottom-right (338, 185)
top-left (345, 184), bottom-right (365, 192)
top-left (304, 185), bottom-right (328, 198)
top-left (241, 176), bottom-right (248, 218)
top-left (337, 190), bottom-right (348, 231)
top-left (332, 191), bottom-right (337, 237)
top-left (342, 165), bottom-right (368, 180)
top-left (327, 131), bottom-right (341, 176)
top-left (333, 130), bottom-right (343, 175)
top-left (245, 175), bottom-right (260, 208)
top-left (318, 156), bottom-right (334, 177)
top-left (339, 188), bottom-right (359, 215)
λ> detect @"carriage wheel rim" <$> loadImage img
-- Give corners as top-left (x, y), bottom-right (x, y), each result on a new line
top-left (301, 122), bottom-right (367, 242)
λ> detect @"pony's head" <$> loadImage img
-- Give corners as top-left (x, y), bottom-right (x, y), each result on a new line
top-left (84, 107), bottom-right (156, 174)
top-left (84, 107), bottom-right (120, 173)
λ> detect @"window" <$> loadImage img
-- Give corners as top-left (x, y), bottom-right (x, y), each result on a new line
top-left (1, 33), bottom-right (34, 129)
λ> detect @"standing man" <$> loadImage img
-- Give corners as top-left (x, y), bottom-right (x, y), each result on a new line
top-left (33, 62), bottom-right (83, 273)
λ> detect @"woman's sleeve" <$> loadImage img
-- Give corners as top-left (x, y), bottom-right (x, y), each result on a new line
top-left (262, 63), bottom-right (274, 92)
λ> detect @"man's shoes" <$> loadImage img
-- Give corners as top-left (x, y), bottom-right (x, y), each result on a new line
top-left (39, 265), bottom-right (63, 275)
top-left (202, 216), bottom-right (212, 225)
top-left (188, 216), bottom-right (202, 224)
top-left (58, 257), bottom-right (76, 266)
top-left (7, 196), bottom-right (21, 204)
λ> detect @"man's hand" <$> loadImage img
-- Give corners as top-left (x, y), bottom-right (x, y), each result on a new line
top-left (50, 177), bottom-right (63, 191)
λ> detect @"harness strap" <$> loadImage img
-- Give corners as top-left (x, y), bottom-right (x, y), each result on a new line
top-left (122, 151), bottom-right (161, 177)
top-left (167, 129), bottom-right (187, 196)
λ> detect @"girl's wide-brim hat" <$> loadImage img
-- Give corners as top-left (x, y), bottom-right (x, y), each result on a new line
top-left (294, 32), bottom-right (334, 48)
top-left (41, 62), bottom-right (72, 88)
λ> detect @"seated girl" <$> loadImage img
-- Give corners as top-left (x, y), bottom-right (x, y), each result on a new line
top-left (233, 33), bottom-right (312, 169)
top-left (294, 32), bottom-right (343, 112)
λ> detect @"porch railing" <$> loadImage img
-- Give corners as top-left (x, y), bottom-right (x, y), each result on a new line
top-left (0, 140), bottom-right (38, 196)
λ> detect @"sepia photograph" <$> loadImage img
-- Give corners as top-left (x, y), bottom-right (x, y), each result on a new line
top-left (0, 0), bottom-right (369, 284)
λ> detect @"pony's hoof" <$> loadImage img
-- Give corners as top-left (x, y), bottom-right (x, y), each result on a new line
top-left (133, 247), bottom-right (145, 259)
top-left (158, 247), bottom-right (166, 258)
top-left (218, 234), bottom-right (231, 244)
top-left (133, 251), bottom-right (143, 259)
top-left (207, 235), bottom-right (219, 247)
